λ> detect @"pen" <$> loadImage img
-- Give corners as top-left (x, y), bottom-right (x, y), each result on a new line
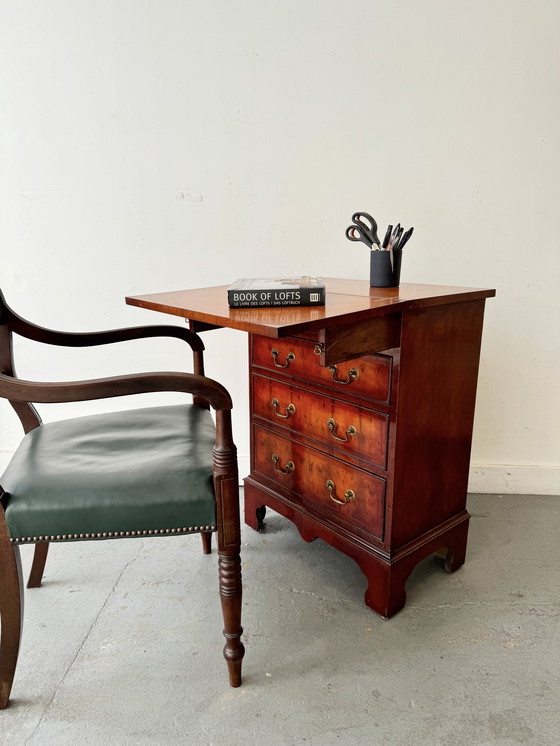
top-left (390, 224), bottom-right (401, 252)
top-left (382, 224), bottom-right (393, 249)
top-left (396, 227), bottom-right (414, 251)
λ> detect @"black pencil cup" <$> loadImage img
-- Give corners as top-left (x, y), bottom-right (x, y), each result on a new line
top-left (370, 250), bottom-right (402, 287)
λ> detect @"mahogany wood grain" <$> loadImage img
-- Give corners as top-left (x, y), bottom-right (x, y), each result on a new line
top-left (201, 532), bottom-right (212, 554)
top-left (252, 426), bottom-right (386, 540)
top-left (318, 313), bottom-right (401, 365)
top-left (387, 300), bottom-right (486, 548)
top-left (213, 409), bottom-right (244, 687)
top-left (251, 374), bottom-right (389, 469)
top-left (251, 335), bottom-right (392, 404)
top-left (244, 480), bottom-right (469, 618)
top-left (0, 311), bottom-right (42, 435)
top-left (0, 371), bottom-right (232, 410)
top-left (0, 492), bottom-right (23, 709)
top-left (26, 542), bottom-right (49, 588)
top-left (2, 293), bottom-right (204, 351)
top-left (125, 280), bottom-right (495, 619)
top-left (126, 281), bottom-right (495, 339)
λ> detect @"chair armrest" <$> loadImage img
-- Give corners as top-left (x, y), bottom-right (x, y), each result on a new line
top-left (0, 371), bottom-right (231, 411)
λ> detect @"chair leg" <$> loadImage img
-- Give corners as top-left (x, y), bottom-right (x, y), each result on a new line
top-left (27, 542), bottom-right (50, 588)
top-left (213, 412), bottom-right (244, 686)
top-left (0, 534), bottom-right (24, 709)
top-left (218, 550), bottom-right (244, 687)
top-left (201, 532), bottom-right (212, 554)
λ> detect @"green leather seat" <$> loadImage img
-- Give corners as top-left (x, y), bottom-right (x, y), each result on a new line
top-left (2, 404), bottom-right (217, 543)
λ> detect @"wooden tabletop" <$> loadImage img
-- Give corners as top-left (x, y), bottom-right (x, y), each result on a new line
top-left (126, 279), bottom-right (496, 339)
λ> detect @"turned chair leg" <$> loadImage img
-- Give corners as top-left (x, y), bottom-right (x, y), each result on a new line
top-left (218, 550), bottom-right (244, 687)
top-left (0, 537), bottom-right (24, 709)
top-left (27, 542), bottom-right (50, 588)
top-left (213, 412), bottom-right (244, 686)
top-left (201, 532), bottom-right (212, 555)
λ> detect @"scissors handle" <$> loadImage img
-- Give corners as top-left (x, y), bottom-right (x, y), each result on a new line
top-left (352, 212), bottom-right (381, 246)
top-left (345, 224), bottom-right (372, 248)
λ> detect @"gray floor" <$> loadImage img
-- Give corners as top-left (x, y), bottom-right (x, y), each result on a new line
top-left (1, 492), bottom-right (559, 745)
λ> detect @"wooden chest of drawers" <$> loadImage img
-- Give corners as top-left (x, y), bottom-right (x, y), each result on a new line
top-left (249, 335), bottom-right (390, 543)
top-left (243, 295), bottom-right (493, 618)
top-left (127, 279), bottom-right (495, 618)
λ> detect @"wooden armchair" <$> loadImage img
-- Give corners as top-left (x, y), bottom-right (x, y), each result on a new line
top-left (0, 289), bottom-right (244, 708)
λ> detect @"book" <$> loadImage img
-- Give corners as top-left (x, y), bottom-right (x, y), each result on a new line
top-left (227, 277), bottom-right (326, 308)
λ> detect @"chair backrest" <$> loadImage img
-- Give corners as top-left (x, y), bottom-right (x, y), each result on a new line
top-left (0, 289), bottom-right (17, 377)
top-left (0, 290), bottom-right (43, 433)
top-left (0, 289), bottom-right (211, 433)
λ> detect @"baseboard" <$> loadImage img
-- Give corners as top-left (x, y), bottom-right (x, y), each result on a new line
top-left (468, 464), bottom-right (560, 496)
top-left (239, 457), bottom-right (560, 497)
top-left (2, 450), bottom-right (557, 498)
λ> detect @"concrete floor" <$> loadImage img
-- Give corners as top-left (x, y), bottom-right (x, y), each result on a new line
top-left (1, 492), bottom-right (559, 745)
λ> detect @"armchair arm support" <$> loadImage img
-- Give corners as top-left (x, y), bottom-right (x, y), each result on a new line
top-left (0, 371), bottom-right (231, 411)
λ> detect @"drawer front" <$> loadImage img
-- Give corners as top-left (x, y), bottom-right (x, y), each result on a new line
top-left (252, 374), bottom-right (388, 469)
top-left (253, 426), bottom-right (385, 540)
top-left (252, 335), bottom-right (391, 404)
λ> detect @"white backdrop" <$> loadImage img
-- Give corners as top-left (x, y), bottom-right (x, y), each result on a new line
top-left (1, 1), bottom-right (559, 494)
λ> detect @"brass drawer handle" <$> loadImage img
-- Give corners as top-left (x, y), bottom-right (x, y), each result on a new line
top-left (272, 453), bottom-right (295, 474)
top-left (326, 479), bottom-right (355, 505)
top-left (271, 348), bottom-right (295, 368)
top-left (327, 418), bottom-right (357, 442)
top-left (328, 365), bottom-right (359, 385)
top-left (271, 398), bottom-right (296, 419)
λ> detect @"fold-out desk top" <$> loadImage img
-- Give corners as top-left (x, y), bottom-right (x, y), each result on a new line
top-left (126, 279), bottom-right (496, 339)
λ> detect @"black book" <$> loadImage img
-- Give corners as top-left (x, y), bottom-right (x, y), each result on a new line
top-left (227, 277), bottom-right (326, 308)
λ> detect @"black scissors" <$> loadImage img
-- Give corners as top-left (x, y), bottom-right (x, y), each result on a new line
top-left (345, 212), bottom-right (381, 249)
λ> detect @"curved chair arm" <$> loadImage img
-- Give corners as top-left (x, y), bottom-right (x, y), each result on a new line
top-left (0, 371), bottom-right (232, 411)
top-left (8, 319), bottom-right (205, 353)
top-left (0, 288), bottom-right (204, 352)
top-left (0, 289), bottom-right (211, 429)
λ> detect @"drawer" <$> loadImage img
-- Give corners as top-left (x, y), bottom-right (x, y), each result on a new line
top-left (252, 374), bottom-right (388, 469)
top-left (253, 426), bottom-right (385, 540)
top-left (251, 335), bottom-right (391, 404)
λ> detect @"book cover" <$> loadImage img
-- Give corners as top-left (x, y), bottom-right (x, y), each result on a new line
top-left (227, 277), bottom-right (326, 308)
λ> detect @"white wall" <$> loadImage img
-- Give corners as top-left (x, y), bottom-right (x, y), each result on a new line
top-left (1, 0), bottom-right (559, 494)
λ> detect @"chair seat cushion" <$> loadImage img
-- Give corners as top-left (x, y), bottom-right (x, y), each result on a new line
top-left (1, 404), bottom-right (217, 542)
